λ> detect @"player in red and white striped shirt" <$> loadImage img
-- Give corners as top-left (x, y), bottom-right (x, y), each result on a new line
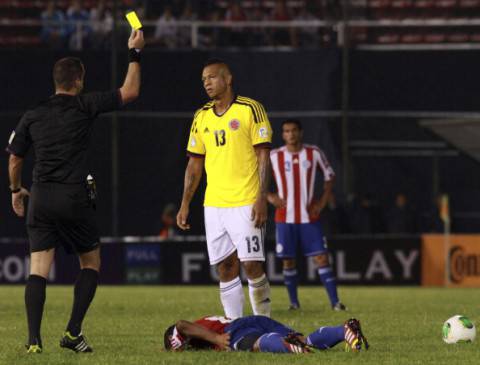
top-left (268, 120), bottom-right (346, 311)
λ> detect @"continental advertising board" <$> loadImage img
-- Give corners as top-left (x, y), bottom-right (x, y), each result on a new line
top-left (422, 234), bottom-right (480, 287)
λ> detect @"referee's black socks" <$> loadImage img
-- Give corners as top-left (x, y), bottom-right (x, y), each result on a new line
top-left (66, 268), bottom-right (99, 337)
top-left (25, 274), bottom-right (47, 347)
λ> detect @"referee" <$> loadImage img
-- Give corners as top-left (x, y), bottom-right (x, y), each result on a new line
top-left (6, 30), bottom-right (145, 354)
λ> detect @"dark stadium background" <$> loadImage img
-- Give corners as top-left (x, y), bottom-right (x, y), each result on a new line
top-left (2, 49), bottom-right (479, 236)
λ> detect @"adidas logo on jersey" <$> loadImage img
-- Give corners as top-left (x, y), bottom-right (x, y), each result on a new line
top-left (204, 127), bottom-right (210, 133)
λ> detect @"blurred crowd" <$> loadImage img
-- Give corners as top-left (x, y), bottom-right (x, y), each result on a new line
top-left (156, 192), bottom-right (451, 239)
top-left (30, 0), bottom-right (480, 49)
top-left (41, 0), bottom-right (113, 49)
top-left (40, 0), bottom-right (342, 50)
top-left (148, 0), bottom-right (341, 48)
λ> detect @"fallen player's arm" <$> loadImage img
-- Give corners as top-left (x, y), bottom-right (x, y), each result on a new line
top-left (176, 320), bottom-right (230, 350)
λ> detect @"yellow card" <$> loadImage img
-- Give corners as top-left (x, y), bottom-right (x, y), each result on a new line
top-left (126, 11), bottom-right (142, 30)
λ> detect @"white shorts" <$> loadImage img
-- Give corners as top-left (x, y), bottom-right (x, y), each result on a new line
top-left (204, 205), bottom-right (266, 265)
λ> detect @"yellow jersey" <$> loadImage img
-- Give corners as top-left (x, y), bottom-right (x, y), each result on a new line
top-left (187, 95), bottom-right (272, 207)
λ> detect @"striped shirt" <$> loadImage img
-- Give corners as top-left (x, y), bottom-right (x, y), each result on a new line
top-left (270, 144), bottom-right (335, 223)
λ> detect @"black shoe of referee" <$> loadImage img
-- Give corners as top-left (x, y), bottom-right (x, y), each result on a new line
top-left (60, 331), bottom-right (93, 353)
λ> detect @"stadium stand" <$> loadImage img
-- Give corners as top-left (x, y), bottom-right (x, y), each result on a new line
top-left (1, 0), bottom-right (480, 48)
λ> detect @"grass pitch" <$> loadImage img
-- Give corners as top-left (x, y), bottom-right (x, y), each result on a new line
top-left (0, 285), bottom-right (478, 365)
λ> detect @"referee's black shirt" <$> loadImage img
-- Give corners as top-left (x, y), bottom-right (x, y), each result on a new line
top-left (6, 90), bottom-right (122, 184)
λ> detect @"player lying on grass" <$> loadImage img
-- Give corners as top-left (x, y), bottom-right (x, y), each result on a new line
top-left (164, 315), bottom-right (369, 353)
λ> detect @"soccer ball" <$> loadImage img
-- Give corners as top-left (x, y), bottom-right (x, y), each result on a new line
top-left (442, 315), bottom-right (476, 344)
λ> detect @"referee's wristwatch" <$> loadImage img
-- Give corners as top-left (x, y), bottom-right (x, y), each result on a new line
top-left (10, 187), bottom-right (21, 194)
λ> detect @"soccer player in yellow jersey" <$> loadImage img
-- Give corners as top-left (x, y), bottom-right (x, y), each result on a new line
top-left (177, 59), bottom-right (272, 319)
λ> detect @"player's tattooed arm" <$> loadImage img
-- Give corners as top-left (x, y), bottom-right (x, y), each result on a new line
top-left (182, 156), bottom-right (204, 203)
top-left (256, 147), bottom-right (271, 199)
top-left (252, 147), bottom-right (271, 227)
top-left (175, 320), bottom-right (230, 350)
top-left (177, 156), bottom-right (204, 230)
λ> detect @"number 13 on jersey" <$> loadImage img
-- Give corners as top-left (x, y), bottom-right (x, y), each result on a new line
top-left (214, 130), bottom-right (226, 146)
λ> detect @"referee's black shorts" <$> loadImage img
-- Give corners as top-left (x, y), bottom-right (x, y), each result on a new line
top-left (27, 183), bottom-right (100, 254)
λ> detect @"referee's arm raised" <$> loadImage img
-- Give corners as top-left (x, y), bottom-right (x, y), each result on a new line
top-left (119, 30), bottom-right (145, 104)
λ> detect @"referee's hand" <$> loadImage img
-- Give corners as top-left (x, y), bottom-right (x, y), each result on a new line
top-left (11, 187), bottom-right (30, 217)
top-left (128, 29), bottom-right (145, 50)
top-left (177, 205), bottom-right (190, 231)
top-left (251, 197), bottom-right (268, 228)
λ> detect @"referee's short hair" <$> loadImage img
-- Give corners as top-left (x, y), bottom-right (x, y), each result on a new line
top-left (53, 57), bottom-right (84, 90)
top-left (282, 119), bottom-right (303, 130)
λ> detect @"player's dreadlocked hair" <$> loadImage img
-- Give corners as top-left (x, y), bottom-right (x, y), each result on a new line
top-left (163, 325), bottom-right (175, 351)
